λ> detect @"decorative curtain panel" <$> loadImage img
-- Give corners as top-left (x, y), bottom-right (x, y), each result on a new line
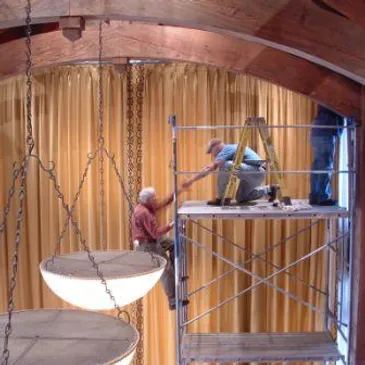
top-left (0, 64), bottom-right (329, 365)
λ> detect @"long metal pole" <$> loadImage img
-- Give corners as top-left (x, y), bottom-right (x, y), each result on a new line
top-left (182, 233), bottom-right (348, 326)
top-left (181, 220), bottom-right (188, 330)
top-left (337, 220), bottom-right (345, 343)
top-left (346, 120), bottom-right (357, 365)
top-left (178, 219), bottom-right (187, 365)
top-left (188, 219), bottom-right (324, 296)
top-left (324, 219), bottom-right (332, 337)
top-left (177, 169), bottom-right (354, 175)
top-left (176, 124), bottom-right (357, 130)
top-left (170, 115), bottom-right (183, 365)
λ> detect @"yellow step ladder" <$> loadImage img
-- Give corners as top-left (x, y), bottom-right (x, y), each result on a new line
top-left (222, 117), bottom-right (291, 206)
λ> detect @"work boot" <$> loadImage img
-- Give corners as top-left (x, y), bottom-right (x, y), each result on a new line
top-left (310, 198), bottom-right (338, 206)
top-left (207, 198), bottom-right (222, 206)
top-left (169, 299), bottom-right (190, 311)
top-left (207, 198), bottom-right (231, 206)
top-left (268, 184), bottom-right (280, 202)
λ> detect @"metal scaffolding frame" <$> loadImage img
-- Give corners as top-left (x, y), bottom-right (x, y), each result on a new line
top-left (170, 115), bottom-right (357, 365)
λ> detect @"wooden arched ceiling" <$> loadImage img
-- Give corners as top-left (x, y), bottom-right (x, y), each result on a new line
top-left (323, 0), bottom-right (365, 28)
top-left (0, 21), bottom-right (361, 118)
top-left (0, 0), bottom-right (365, 85)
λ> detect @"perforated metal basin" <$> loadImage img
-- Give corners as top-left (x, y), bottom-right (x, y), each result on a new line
top-left (0, 309), bottom-right (139, 365)
top-left (40, 250), bottom-right (166, 309)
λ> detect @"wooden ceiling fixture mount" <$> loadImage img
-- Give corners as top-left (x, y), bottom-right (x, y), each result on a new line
top-left (59, 16), bottom-right (85, 41)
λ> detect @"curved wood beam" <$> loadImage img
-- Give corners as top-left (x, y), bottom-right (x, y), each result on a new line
top-left (0, 21), bottom-right (360, 118)
top-left (323, 0), bottom-right (365, 29)
top-left (0, 0), bottom-right (364, 85)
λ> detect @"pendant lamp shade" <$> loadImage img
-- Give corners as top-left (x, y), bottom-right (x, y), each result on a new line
top-left (0, 309), bottom-right (139, 365)
top-left (40, 250), bottom-right (166, 310)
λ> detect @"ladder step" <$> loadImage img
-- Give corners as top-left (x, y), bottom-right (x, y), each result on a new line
top-left (182, 332), bottom-right (342, 363)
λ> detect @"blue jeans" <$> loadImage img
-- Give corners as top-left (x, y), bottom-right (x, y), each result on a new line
top-left (218, 161), bottom-right (266, 201)
top-left (309, 135), bottom-right (336, 203)
top-left (136, 238), bottom-right (175, 305)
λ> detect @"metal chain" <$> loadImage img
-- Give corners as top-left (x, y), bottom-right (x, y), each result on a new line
top-left (104, 148), bottom-right (161, 263)
top-left (42, 159), bottom-right (130, 323)
top-left (45, 20), bottom-right (129, 322)
top-left (0, 162), bottom-right (22, 237)
top-left (105, 147), bottom-right (159, 269)
top-left (25, 0), bottom-right (34, 155)
top-left (333, 243), bottom-right (339, 337)
top-left (50, 150), bottom-right (98, 259)
top-left (126, 64), bottom-right (135, 248)
top-left (2, 157), bottom-right (30, 365)
top-left (135, 64), bottom-right (145, 365)
top-left (126, 65), bottom-right (138, 365)
top-left (104, 149), bottom-right (134, 208)
top-left (104, 147), bottom-right (138, 332)
top-left (98, 21), bottom-right (106, 250)
top-left (104, 149), bottom-right (158, 262)
top-left (135, 65), bottom-right (144, 192)
top-left (2, 1), bottom-right (34, 362)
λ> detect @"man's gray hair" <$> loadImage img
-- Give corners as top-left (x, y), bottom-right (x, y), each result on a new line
top-left (138, 187), bottom-right (156, 203)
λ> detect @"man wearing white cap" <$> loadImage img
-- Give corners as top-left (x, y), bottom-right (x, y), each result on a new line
top-left (182, 138), bottom-right (276, 205)
top-left (132, 186), bottom-right (190, 310)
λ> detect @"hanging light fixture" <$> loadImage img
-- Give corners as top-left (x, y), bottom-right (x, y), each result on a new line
top-left (0, 309), bottom-right (139, 365)
top-left (1, 3), bottom-right (161, 364)
top-left (39, 19), bottom-right (166, 309)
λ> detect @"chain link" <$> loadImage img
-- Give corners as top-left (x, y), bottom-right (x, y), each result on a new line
top-left (126, 64), bottom-right (135, 247)
top-left (0, 162), bottom-right (22, 237)
top-left (2, 157), bottom-right (30, 365)
top-left (126, 64), bottom-right (140, 365)
top-left (135, 65), bottom-right (144, 192)
top-left (104, 149), bottom-right (134, 207)
top-left (134, 64), bottom-right (145, 365)
top-left (98, 21), bottom-right (106, 250)
top-left (48, 150), bottom-right (98, 259)
top-left (42, 159), bottom-right (130, 323)
top-left (2, 1), bottom-right (34, 362)
top-left (31, 149), bottom-right (134, 324)
top-left (25, 0), bottom-right (34, 155)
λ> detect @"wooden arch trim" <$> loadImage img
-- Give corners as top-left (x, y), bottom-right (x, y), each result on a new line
top-left (0, 0), bottom-right (365, 85)
top-left (0, 22), bottom-right (361, 118)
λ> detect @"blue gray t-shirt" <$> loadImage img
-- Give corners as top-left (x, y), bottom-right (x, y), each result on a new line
top-left (216, 144), bottom-right (261, 166)
top-left (311, 105), bottom-right (344, 138)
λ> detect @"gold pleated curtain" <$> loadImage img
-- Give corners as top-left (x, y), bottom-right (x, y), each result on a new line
top-left (0, 63), bottom-right (330, 365)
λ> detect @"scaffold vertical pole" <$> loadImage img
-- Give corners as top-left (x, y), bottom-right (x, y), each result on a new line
top-left (170, 115), bottom-right (183, 365)
top-left (347, 120), bottom-right (356, 365)
top-left (181, 220), bottom-right (188, 329)
top-left (324, 218), bottom-right (332, 338)
top-left (325, 218), bottom-right (329, 339)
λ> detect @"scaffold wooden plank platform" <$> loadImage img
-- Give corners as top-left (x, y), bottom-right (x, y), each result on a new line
top-left (178, 200), bottom-right (349, 220)
top-left (182, 332), bottom-right (342, 363)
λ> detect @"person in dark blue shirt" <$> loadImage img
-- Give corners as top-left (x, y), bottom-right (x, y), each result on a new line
top-left (182, 138), bottom-right (275, 205)
top-left (309, 105), bottom-right (344, 206)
